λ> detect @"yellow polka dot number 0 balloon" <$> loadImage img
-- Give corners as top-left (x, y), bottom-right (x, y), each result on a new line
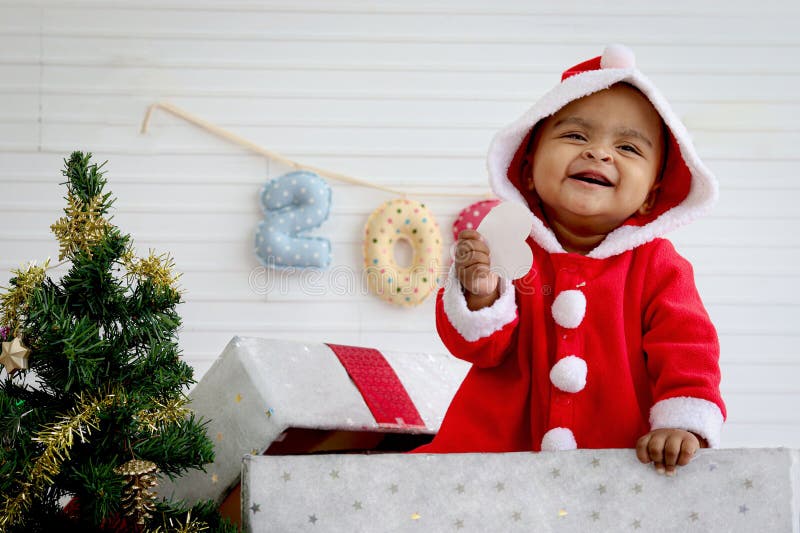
top-left (363, 199), bottom-right (442, 307)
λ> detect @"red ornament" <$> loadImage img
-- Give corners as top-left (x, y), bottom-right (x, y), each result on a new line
top-left (451, 199), bottom-right (501, 240)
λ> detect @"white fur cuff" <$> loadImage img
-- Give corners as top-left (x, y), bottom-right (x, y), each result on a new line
top-left (441, 264), bottom-right (517, 343)
top-left (650, 396), bottom-right (724, 448)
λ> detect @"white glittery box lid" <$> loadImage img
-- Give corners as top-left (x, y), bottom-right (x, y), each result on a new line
top-left (242, 448), bottom-right (800, 533)
top-left (157, 336), bottom-right (469, 505)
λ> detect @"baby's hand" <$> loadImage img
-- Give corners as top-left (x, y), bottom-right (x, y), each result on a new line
top-left (454, 230), bottom-right (499, 309)
top-left (636, 428), bottom-right (705, 476)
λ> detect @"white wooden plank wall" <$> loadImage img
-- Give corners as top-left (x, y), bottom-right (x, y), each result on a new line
top-left (1, 0), bottom-right (798, 448)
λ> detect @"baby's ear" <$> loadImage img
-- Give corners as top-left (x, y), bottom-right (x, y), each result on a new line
top-left (519, 158), bottom-right (535, 192)
top-left (638, 181), bottom-right (661, 215)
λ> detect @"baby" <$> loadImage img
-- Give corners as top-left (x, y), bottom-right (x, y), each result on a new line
top-left (415, 45), bottom-right (725, 476)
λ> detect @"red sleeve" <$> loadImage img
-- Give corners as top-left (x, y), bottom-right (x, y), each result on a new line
top-left (641, 240), bottom-right (726, 447)
top-left (435, 272), bottom-right (519, 369)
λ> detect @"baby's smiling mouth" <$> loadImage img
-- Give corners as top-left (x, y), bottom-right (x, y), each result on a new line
top-left (569, 172), bottom-right (613, 187)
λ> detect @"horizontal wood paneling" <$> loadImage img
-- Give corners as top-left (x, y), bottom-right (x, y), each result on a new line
top-left (1, 0), bottom-right (798, 448)
top-left (3, 1), bottom-right (797, 16)
top-left (2, 150), bottom-right (800, 188)
top-left (31, 66), bottom-right (800, 104)
top-left (5, 179), bottom-right (800, 219)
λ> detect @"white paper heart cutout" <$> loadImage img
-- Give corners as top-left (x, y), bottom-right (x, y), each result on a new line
top-left (476, 201), bottom-right (534, 280)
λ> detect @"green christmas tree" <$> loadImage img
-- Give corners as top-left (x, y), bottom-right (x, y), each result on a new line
top-left (0, 152), bottom-right (234, 532)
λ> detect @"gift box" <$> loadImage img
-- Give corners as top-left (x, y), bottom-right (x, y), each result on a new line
top-left (242, 448), bottom-right (800, 532)
top-left (157, 336), bottom-right (469, 523)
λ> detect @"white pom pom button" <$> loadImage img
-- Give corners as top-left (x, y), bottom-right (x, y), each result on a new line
top-left (549, 355), bottom-right (588, 393)
top-left (541, 427), bottom-right (577, 451)
top-left (601, 44), bottom-right (636, 69)
top-left (551, 289), bottom-right (586, 329)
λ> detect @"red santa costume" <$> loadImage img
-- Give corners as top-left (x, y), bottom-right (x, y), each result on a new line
top-left (415, 45), bottom-right (726, 454)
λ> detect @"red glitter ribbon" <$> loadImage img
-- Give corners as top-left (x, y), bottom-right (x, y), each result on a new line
top-left (326, 343), bottom-right (425, 429)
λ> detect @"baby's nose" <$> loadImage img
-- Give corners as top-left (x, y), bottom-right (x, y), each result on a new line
top-left (582, 147), bottom-right (612, 162)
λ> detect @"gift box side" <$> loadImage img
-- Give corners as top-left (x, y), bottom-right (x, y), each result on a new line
top-left (241, 448), bottom-right (800, 533)
top-left (158, 337), bottom-right (468, 514)
top-left (157, 336), bottom-right (285, 505)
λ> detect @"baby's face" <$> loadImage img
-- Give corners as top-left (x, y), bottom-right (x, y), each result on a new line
top-left (529, 83), bottom-right (664, 236)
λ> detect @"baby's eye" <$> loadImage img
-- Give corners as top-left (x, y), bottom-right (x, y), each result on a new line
top-left (619, 144), bottom-right (641, 155)
top-left (562, 133), bottom-right (587, 141)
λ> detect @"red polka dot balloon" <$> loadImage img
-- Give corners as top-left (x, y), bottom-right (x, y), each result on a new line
top-left (452, 199), bottom-right (501, 240)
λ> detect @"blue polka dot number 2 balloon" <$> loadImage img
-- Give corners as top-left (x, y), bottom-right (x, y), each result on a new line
top-left (255, 170), bottom-right (332, 268)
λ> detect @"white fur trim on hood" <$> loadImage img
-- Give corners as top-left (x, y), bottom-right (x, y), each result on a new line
top-left (441, 264), bottom-right (517, 343)
top-left (650, 396), bottom-right (724, 448)
top-left (486, 44), bottom-right (718, 259)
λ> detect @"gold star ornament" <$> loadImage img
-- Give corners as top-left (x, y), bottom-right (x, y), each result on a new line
top-left (0, 337), bottom-right (30, 374)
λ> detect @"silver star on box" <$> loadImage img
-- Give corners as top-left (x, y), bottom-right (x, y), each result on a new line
top-left (0, 337), bottom-right (30, 374)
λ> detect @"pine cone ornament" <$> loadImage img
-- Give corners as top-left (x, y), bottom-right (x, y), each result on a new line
top-left (114, 459), bottom-right (158, 526)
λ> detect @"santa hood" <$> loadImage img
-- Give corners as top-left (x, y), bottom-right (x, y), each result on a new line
top-left (487, 44), bottom-right (718, 259)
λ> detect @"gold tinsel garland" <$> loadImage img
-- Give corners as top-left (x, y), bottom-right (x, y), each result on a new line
top-left (122, 248), bottom-right (183, 295)
top-left (0, 389), bottom-right (196, 529)
top-left (50, 192), bottom-right (111, 261)
top-left (0, 259), bottom-right (50, 337)
top-left (0, 390), bottom-right (120, 528)
top-left (153, 510), bottom-right (210, 533)
top-left (135, 396), bottom-right (191, 433)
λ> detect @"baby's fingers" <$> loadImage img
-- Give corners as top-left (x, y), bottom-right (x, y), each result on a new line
top-left (663, 434), bottom-right (684, 476)
top-left (455, 247), bottom-right (490, 271)
top-left (646, 433), bottom-right (667, 474)
top-left (460, 263), bottom-right (498, 295)
top-left (456, 230), bottom-right (490, 253)
top-left (457, 229), bottom-right (484, 241)
top-left (454, 236), bottom-right (490, 263)
top-left (677, 436), bottom-right (700, 466)
top-left (635, 434), bottom-right (652, 464)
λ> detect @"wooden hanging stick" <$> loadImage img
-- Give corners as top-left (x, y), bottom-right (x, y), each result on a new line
top-left (140, 102), bottom-right (491, 199)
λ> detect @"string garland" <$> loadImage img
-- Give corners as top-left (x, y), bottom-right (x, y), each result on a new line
top-left (140, 101), bottom-right (494, 199)
top-left (4, 105), bottom-right (494, 326)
